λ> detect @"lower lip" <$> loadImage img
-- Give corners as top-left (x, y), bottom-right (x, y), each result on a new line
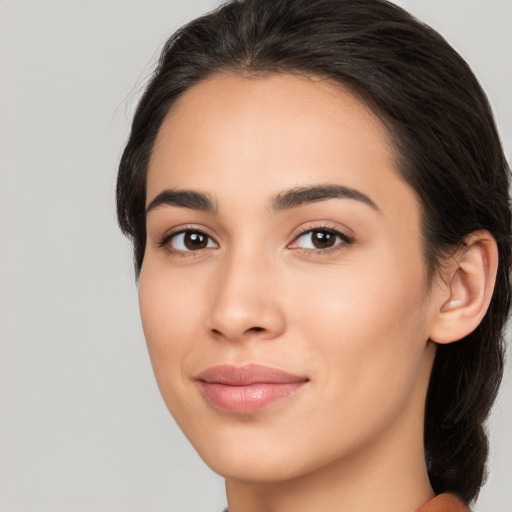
top-left (198, 381), bottom-right (307, 414)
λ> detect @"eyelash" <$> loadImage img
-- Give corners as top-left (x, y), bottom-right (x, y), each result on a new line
top-left (157, 224), bottom-right (354, 258)
top-left (157, 225), bottom-right (214, 258)
top-left (291, 224), bottom-right (354, 255)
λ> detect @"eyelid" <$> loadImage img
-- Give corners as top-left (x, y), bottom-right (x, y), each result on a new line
top-left (288, 223), bottom-right (354, 253)
top-left (157, 225), bottom-right (219, 256)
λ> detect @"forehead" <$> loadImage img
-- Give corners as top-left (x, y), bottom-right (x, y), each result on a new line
top-left (146, 73), bottom-right (417, 224)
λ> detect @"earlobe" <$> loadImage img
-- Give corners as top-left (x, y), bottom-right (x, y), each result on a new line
top-left (429, 230), bottom-right (498, 344)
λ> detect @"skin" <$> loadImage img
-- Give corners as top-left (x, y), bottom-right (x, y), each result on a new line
top-left (139, 73), bottom-right (496, 512)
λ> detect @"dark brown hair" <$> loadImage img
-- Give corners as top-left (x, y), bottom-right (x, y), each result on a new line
top-left (117, 0), bottom-right (511, 503)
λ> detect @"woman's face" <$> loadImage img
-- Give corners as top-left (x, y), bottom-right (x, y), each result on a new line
top-left (139, 73), bottom-right (439, 483)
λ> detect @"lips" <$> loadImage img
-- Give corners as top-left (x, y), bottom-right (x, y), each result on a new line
top-left (195, 364), bottom-right (309, 414)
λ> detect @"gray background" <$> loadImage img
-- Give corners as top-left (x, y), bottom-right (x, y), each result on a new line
top-left (0, 1), bottom-right (510, 511)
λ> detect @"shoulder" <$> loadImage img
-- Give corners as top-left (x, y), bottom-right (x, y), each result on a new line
top-left (416, 493), bottom-right (470, 512)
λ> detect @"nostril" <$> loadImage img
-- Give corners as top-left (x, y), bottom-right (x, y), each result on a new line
top-left (210, 326), bottom-right (265, 337)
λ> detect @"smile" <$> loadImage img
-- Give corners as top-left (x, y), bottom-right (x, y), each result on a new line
top-left (195, 364), bottom-right (309, 414)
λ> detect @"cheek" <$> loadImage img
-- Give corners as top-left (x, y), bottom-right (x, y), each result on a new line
top-left (299, 235), bottom-right (428, 343)
top-left (289, 250), bottom-right (430, 414)
top-left (138, 263), bottom-right (202, 391)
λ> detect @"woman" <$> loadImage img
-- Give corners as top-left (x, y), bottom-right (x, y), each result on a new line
top-left (116, 0), bottom-right (511, 510)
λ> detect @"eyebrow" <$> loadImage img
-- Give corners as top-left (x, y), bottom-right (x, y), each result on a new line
top-left (146, 189), bottom-right (218, 214)
top-left (146, 184), bottom-right (379, 215)
top-left (270, 184), bottom-right (379, 213)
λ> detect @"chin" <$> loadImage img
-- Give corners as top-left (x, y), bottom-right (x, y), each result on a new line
top-left (174, 416), bottom-right (308, 482)
top-left (183, 418), bottom-right (348, 485)
top-left (202, 448), bottom-right (309, 483)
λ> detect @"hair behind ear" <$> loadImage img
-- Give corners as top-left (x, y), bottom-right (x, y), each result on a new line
top-left (425, 231), bottom-right (502, 501)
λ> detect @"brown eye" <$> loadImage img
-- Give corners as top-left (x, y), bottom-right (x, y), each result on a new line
top-left (292, 228), bottom-right (353, 252)
top-left (184, 232), bottom-right (208, 250)
top-left (167, 230), bottom-right (217, 252)
top-left (310, 230), bottom-right (336, 249)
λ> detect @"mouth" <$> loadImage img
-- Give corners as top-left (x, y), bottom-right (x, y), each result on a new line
top-left (195, 364), bottom-right (309, 414)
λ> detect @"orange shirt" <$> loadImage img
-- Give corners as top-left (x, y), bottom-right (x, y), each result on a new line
top-left (417, 493), bottom-right (470, 512)
top-left (223, 492), bottom-right (470, 512)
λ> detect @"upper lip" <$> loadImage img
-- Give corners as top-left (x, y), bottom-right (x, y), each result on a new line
top-left (195, 364), bottom-right (309, 386)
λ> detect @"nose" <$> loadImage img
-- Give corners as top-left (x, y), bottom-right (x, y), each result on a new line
top-left (204, 248), bottom-right (286, 343)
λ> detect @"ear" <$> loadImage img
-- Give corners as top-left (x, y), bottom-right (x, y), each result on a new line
top-left (428, 230), bottom-right (498, 344)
